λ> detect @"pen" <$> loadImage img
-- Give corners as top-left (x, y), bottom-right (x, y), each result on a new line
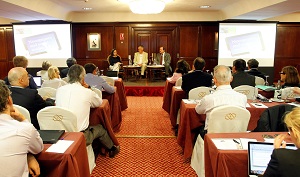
top-left (233, 139), bottom-right (240, 144)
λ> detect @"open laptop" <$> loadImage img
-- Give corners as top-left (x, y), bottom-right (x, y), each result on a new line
top-left (248, 141), bottom-right (296, 177)
top-left (106, 71), bottom-right (118, 77)
top-left (38, 130), bottom-right (65, 144)
top-left (33, 76), bottom-right (42, 88)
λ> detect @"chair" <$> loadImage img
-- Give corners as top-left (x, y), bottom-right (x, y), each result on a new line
top-left (233, 85), bottom-right (258, 99)
top-left (255, 76), bottom-right (265, 85)
top-left (104, 77), bottom-right (115, 87)
top-left (91, 87), bottom-right (102, 99)
top-left (188, 87), bottom-right (212, 100)
top-left (107, 55), bottom-right (124, 78)
top-left (13, 104), bottom-right (31, 122)
top-left (37, 87), bottom-right (57, 99)
top-left (191, 105), bottom-right (250, 177)
top-left (175, 77), bottom-right (182, 86)
top-left (61, 77), bottom-right (69, 82)
top-left (37, 107), bottom-right (96, 173)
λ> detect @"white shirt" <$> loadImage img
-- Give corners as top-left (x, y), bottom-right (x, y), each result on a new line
top-left (0, 114), bottom-right (43, 177)
top-left (138, 54), bottom-right (143, 64)
top-left (36, 70), bottom-right (49, 81)
top-left (55, 82), bottom-right (102, 131)
top-left (41, 78), bottom-right (67, 89)
top-left (161, 52), bottom-right (165, 65)
top-left (195, 85), bottom-right (247, 130)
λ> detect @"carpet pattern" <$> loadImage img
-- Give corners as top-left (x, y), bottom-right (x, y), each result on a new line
top-left (125, 86), bottom-right (165, 96)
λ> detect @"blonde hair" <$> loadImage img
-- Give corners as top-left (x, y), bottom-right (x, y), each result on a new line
top-left (48, 66), bottom-right (59, 80)
top-left (285, 107), bottom-right (300, 144)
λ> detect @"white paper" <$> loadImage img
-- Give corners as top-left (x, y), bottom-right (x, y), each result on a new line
top-left (250, 103), bottom-right (268, 108)
top-left (240, 138), bottom-right (257, 150)
top-left (182, 99), bottom-right (201, 104)
top-left (288, 102), bottom-right (300, 107)
top-left (264, 138), bottom-right (275, 143)
top-left (212, 138), bottom-right (242, 150)
top-left (167, 77), bottom-right (172, 81)
top-left (46, 140), bottom-right (74, 153)
top-left (246, 103), bottom-right (251, 108)
top-left (174, 86), bottom-right (182, 90)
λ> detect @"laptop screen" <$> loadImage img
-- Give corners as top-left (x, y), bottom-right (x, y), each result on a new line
top-left (33, 76), bottom-right (42, 87)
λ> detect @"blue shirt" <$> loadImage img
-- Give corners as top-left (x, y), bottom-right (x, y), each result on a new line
top-left (84, 73), bottom-right (115, 94)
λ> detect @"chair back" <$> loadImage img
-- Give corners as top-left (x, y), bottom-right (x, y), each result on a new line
top-left (91, 87), bottom-right (102, 99)
top-left (61, 77), bottom-right (69, 82)
top-left (13, 104), bottom-right (31, 122)
top-left (255, 76), bottom-right (265, 85)
top-left (189, 87), bottom-right (211, 99)
top-left (37, 106), bottom-right (78, 132)
top-left (233, 85), bottom-right (258, 99)
top-left (208, 105), bottom-right (250, 133)
top-left (104, 77), bottom-right (115, 86)
top-left (37, 87), bottom-right (57, 99)
top-left (175, 77), bottom-right (182, 86)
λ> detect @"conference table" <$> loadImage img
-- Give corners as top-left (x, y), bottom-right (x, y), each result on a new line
top-left (162, 79), bottom-right (176, 113)
top-left (115, 78), bottom-right (128, 111)
top-left (123, 65), bottom-right (141, 81)
top-left (147, 65), bottom-right (165, 81)
top-left (37, 132), bottom-right (90, 177)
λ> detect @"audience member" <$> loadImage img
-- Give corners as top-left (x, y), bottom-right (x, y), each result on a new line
top-left (108, 48), bottom-right (122, 72)
top-left (155, 47), bottom-right (172, 76)
top-left (0, 80), bottom-right (43, 177)
top-left (8, 67), bottom-right (55, 129)
top-left (181, 57), bottom-right (212, 94)
top-left (280, 66), bottom-right (300, 88)
top-left (4, 56), bottom-right (38, 89)
top-left (84, 63), bottom-right (115, 94)
top-left (133, 45), bottom-right (148, 77)
top-left (169, 59), bottom-right (191, 83)
top-left (246, 59), bottom-right (266, 80)
top-left (231, 59), bottom-right (255, 88)
top-left (36, 61), bottom-right (52, 81)
top-left (41, 66), bottom-right (67, 89)
top-left (60, 57), bottom-right (77, 78)
top-left (195, 65), bottom-right (247, 138)
top-left (56, 64), bottom-right (120, 158)
top-left (264, 107), bottom-right (300, 177)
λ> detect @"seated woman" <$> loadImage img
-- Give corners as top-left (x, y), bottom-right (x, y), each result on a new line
top-left (41, 66), bottom-right (67, 89)
top-left (36, 61), bottom-right (52, 81)
top-left (169, 59), bottom-right (191, 83)
top-left (108, 48), bottom-right (122, 72)
top-left (264, 107), bottom-right (300, 177)
top-left (280, 66), bottom-right (300, 88)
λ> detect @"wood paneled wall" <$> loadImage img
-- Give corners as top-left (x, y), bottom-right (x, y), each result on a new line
top-left (0, 27), bottom-right (15, 79)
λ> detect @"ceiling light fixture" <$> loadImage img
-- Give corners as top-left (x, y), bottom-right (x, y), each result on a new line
top-left (118, 0), bottom-right (173, 14)
top-left (199, 5), bottom-right (211, 8)
top-left (82, 7), bottom-right (92, 10)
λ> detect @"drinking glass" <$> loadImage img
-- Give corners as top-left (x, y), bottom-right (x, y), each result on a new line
top-left (100, 70), bottom-right (104, 76)
top-left (265, 75), bottom-right (269, 86)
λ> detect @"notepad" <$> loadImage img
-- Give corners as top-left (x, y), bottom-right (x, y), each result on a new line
top-left (212, 138), bottom-right (257, 150)
top-left (182, 99), bottom-right (200, 104)
top-left (250, 103), bottom-right (268, 108)
top-left (46, 140), bottom-right (74, 153)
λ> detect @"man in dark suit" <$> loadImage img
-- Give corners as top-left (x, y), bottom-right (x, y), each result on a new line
top-left (8, 67), bottom-right (55, 129)
top-left (181, 57), bottom-right (212, 94)
top-left (246, 58), bottom-right (266, 80)
top-left (60, 57), bottom-right (77, 78)
top-left (155, 47), bottom-right (172, 76)
top-left (231, 59), bottom-right (255, 88)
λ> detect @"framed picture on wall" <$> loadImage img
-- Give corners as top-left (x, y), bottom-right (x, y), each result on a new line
top-left (87, 33), bottom-right (101, 51)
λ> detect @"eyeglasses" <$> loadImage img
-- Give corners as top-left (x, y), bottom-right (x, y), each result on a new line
top-left (279, 72), bottom-right (285, 75)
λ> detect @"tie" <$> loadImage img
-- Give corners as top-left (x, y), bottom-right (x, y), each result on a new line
top-left (160, 54), bottom-right (163, 65)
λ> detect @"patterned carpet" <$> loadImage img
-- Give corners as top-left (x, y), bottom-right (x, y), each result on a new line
top-left (91, 96), bottom-right (197, 176)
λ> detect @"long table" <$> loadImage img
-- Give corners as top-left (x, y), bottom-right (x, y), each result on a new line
top-left (162, 79), bottom-right (175, 113)
top-left (115, 78), bottom-right (128, 111)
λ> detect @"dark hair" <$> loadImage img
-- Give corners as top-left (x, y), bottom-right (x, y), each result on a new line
top-left (110, 48), bottom-right (116, 57)
top-left (282, 66), bottom-right (300, 85)
top-left (66, 58), bottom-right (77, 68)
top-left (175, 59), bottom-right (191, 75)
top-left (0, 80), bottom-right (10, 112)
top-left (233, 59), bottom-right (246, 72)
top-left (247, 59), bottom-right (259, 68)
top-left (84, 63), bottom-right (97, 74)
top-left (13, 56), bottom-right (28, 68)
top-left (42, 61), bottom-right (52, 70)
top-left (193, 57), bottom-right (206, 70)
top-left (68, 64), bottom-right (85, 84)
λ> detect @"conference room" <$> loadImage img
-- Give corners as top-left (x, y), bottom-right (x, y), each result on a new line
top-left (1, 0), bottom-right (300, 177)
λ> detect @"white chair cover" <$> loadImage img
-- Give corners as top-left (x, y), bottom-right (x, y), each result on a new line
top-left (255, 76), bottom-right (265, 85)
top-left (189, 87), bottom-right (211, 100)
top-left (91, 87), bottom-right (102, 99)
top-left (233, 85), bottom-right (258, 100)
top-left (37, 87), bottom-right (57, 99)
top-left (175, 77), bottom-right (182, 86)
top-left (13, 104), bottom-right (31, 122)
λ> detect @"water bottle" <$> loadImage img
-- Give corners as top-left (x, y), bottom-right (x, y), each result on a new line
top-left (129, 58), bottom-right (132, 66)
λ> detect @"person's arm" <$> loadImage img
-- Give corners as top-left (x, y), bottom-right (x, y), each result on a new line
top-left (195, 97), bottom-right (207, 114)
top-left (263, 150), bottom-right (280, 177)
top-left (101, 80), bottom-right (115, 94)
top-left (133, 53), bottom-right (137, 65)
top-left (27, 154), bottom-right (40, 177)
top-left (144, 53), bottom-right (148, 64)
top-left (29, 75), bottom-right (38, 89)
top-left (165, 53), bottom-right (171, 65)
top-left (181, 76), bottom-right (187, 92)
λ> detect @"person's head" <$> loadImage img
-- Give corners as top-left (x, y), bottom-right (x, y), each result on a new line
top-left (175, 59), bottom-right (191, 75)
top-left (48, 66), bottom-right (60, 80)
top-left (284, 107), bottom-right (300, 148)
top-left (110, 48), bottom-right (117, 57)
top-left (232, 59), bottom-right (246, 73)
top-left (0, 80), bottom-right (13, 113)
top-left (68, 64), bottom-right (86, 84)
top-left (84, 63), bottom-right (98, 75)
top-left (213, 65), bottom-right (233, 87)
top-left (159, 47), bottom-right (165, 54)
top-left (138, 45), bottom-right (144, 54)
top-left (193, 57), bottom-right (206, 71)
top-left (8, 67), bottom-right (29, 88)
top-left (41, 61), bottom-right (52, 71)
top-left (247, 59), bottom-right (259, 69)
top-left (13, 56), bottom-right (28, 68)
top-left (280, 66), bottom-right (300, 85)
top-left (66, 58), bottom-right (77, 68)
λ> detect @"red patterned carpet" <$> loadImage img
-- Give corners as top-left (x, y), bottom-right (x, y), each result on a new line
top-left (125, 86), bottom-right (165, 96)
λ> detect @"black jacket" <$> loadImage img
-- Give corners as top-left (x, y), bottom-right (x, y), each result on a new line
top-left (60, 68), bottom-right (69, 78)
top-left (246, 68), bottom-right (266, 80)
top-left (181, 70), bottom-right (212, 94)
top-left (231, 71), bottom-right (255, 88)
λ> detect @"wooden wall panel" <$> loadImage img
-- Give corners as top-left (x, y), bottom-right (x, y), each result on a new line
top-left (179, 26), bottom-right (199, 58)
top-left (5, 28), bottom-right (15, 61)
top-left (0, 28), bottom-right (7, 61)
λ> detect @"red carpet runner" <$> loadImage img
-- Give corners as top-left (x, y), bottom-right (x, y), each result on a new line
top-left (125, 86), bottom-right (164, 96)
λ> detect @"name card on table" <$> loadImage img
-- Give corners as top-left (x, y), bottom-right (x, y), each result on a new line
top-left (182, 99), bottom-right (201, 104)
top-left (212, 138), bottom-right (257, 150)
top-left (46, 140), bottom-right (74, 153)
top-left (251, 103), bottom-right (268, 108)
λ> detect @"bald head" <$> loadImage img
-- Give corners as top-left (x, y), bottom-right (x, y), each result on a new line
top-left (8, 67), bottom-right (29, 87)
top-left (213, 65), bottom-right (232, 86)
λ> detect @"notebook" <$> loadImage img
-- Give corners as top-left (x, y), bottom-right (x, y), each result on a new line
top-left (38, 130), bottom-right (65, 144)
top-left (33, 76), bottom-right (42, 87)
top-left (248, 141), bottom-right (296, 177)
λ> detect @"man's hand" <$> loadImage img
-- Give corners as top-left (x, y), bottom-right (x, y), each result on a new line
top-left (10, 106), bottom-right (26, 122)
top-left (138, 64), bottom-right (142, 66)
top-left (274, 134), bottom-right (287, 149)
top-left (27, 154), bottom-right (40, 177)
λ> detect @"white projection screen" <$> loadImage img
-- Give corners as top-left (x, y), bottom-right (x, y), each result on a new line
top-left (218, 23), bottom-right (277, 67)
top-left (13, 23), bottom-right (72, 68)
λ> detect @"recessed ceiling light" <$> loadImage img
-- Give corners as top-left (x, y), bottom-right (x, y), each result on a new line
top-left (82, 7), bottom-right (92, 10)
top-left (200, 5), bottom-right (211, 8)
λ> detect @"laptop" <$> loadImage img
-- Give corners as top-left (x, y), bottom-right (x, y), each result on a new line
top-left (248, 141), bottom-right (296, 177)
top-left (106, 71), bottom-right (118, 77)
top-left (38, 130), bottom-right (65, 144)
top-left (33, 76), bottom-right (42, 87)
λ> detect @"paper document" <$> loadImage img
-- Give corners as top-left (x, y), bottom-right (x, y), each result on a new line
top-left (288, 102), bottom-right (300, 107)
top-left (212, 138), bottom-right (242, 150)
top-left (46, 140), bottom-right (74, 153)
top-left (182, 99), bottom-right (200, 104)
top-left (251, 103), bottom-right (268, 108)
top-left (167, 77), bottom-right (172, 81)
top-left (174, 86), bottom-right (182, 90)
top-left (240, 138), bottom-right (257, 150)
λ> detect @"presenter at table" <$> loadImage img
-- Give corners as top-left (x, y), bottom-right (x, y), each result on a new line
top-left (133, 45), bottom-right (148, 77)
top-left (155, 46), bottom-right (172, 76)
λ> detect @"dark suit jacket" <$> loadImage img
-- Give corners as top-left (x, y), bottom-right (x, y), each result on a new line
top-left (181, 70), bottom-right (213, 94)
top-left (9, 87), bottom-right (55, 129)
top-left (4, 74), bottom-right (38, 89)
top-left (264, 148), bottom-right (300, 177)
top-left (155, 52), bottom-right (172, 75)
top-left (60, 68), bottom-right (69, 78)
top-left (246, 68), bottom-right (266, 80)
top-left (231, 71), bottom-right (255, 88)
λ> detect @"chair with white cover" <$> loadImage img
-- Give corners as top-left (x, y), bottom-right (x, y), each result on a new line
top-left (191, 105), bottom-right (250, 177)
top-left (61, 77), bottom-right (69, 83)
top-left (255, 76), bottom-right (265, 85)
top-left (91, 87), bottom-right (102, 99)
top-left (175, 77), bottom-right (182, 86)
top-left (37, 106), bottom-right (96, 173)
top-left (37, 87), bottom-right (57, 99)
top-left (13, 104), bottom-right (31, 122)
top-left (233, 85), bottom-right (258, 100)
top-left (104, 77), bottom-right (115, 87)
top-left (188, 87), bottom-right (212, 100)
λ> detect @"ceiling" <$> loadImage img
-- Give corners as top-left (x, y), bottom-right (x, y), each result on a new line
top-left (0, 0), bottom-right (299, 23)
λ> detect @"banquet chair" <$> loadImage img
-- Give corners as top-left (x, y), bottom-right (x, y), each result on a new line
top-left (233, 85), bottom-right (258, 100)
top-left (91, 87), bottom-right (102, 99)
top-left (37, 87), bottom-right (57, 99)
top-left (37, 106), bottom-right (96, 173)
top-left (191, 105), bottom-right (250, 177)
top-left (255, 76), bottom-right (265, 85)
top-left (175, 77), bottom-right (182, 86)
top-left (61, 77), bottom-right (69, 83)
top-left (188, 87), bottom-right (212, 100)
top-left (104, 77), bottom-right (115, 87)
top-left (13, 104), bottom-right (31, 122)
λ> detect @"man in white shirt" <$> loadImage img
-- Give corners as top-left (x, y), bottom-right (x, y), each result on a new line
top-left (0, 80), bottom-right (43, 177)
top-left (56, 64), bottom-right (119, 158)
top-left (195, 65), bottom-right (247, 138)
top-left (133, 45), bottom-right (148, 77)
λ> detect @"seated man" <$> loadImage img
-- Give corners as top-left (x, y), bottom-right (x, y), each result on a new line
top-left (8, 67), bottom-right (55, 129)
top-left (0, 80), bottom-right (43, 177)
top-left (56, 64), bottom-right (119, 158)
top-left (155, 47), bottom-right (172, 76)
top-left (246, 58), bottom-right (266, 80)
top-left (181, 57), bottom-right (212, 94)
top-left (231, 59), bottom-right (255, 88)
top-left (84, 63), bottom-right (115, 94)
top-left (133, 45), bottom-right (148, 78)
top-left (60, 57), bottom-right (77, 78)
top-left (195, 65), bottom-right (247, 138)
